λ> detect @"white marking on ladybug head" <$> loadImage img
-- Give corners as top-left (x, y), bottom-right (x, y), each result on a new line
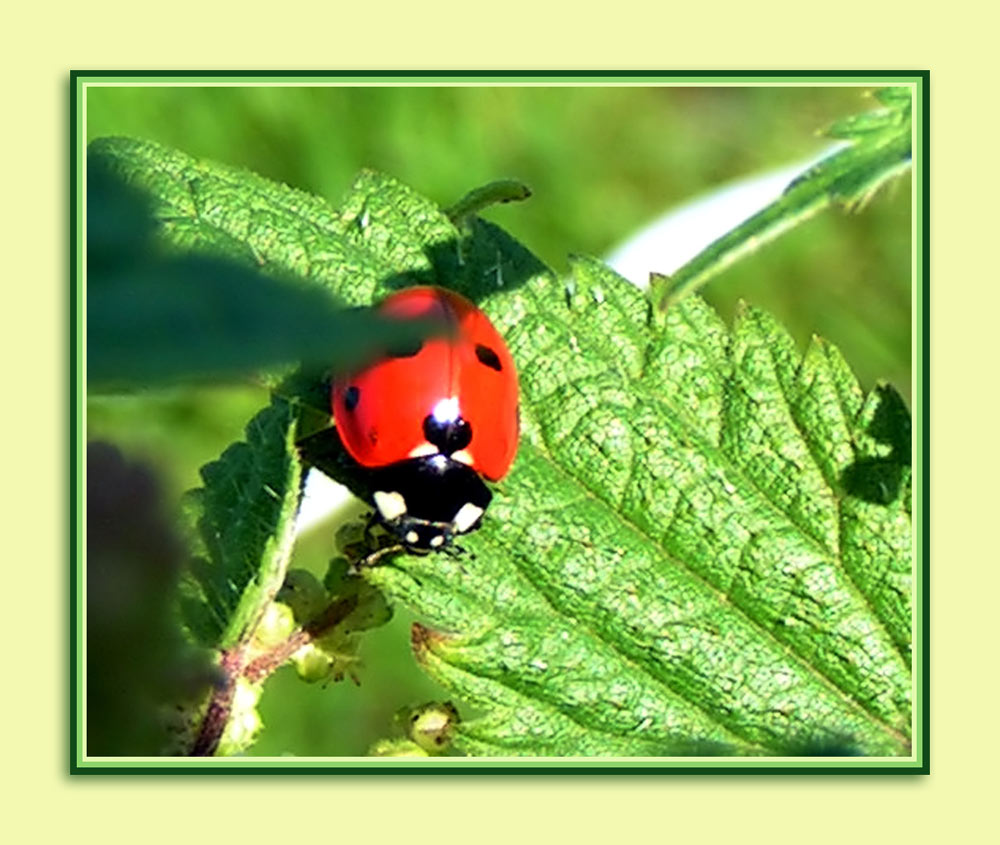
top-left (405, 530), bottom-right (420, 545)
top-left (374, 490), bottom-right (407, 522)
top-left (431, 396), bottom-right (460, 424)
top-left (408, 442), bottom-right (439, 459)
top-left (452, 502), bottom-right (485, 534)
top-left (429, 535), bottom-right (445, 548)
top-left (451, 449), bottom-right (473, 466)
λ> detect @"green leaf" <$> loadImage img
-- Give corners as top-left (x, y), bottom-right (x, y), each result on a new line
top-left (655, 87), bottom-right (913, 310)
top-left (87, 141), bottom-right (433, 389)
top-left (179, 397), bottom-right (303, 649)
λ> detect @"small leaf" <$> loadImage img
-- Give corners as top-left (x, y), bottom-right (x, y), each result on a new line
top-left (179, 397), bottom-right (303, 649)
top-left (445, 179), bottom-right (533, 227)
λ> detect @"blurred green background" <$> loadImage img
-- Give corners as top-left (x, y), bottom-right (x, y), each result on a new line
top-left (85, 84), bottom-right (911, 756)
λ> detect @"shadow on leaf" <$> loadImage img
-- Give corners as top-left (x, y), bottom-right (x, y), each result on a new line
top-left (841, 384), bottom-right (911, 505)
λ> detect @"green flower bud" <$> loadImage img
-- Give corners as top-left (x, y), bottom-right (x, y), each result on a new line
top-left (254, 601), bottom-right (296, 647)
top-left (291, 643), bottom-right (332, 684)
top-left (404, 701), bottom-right (460, 753)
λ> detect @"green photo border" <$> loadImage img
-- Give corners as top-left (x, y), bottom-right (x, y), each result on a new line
top-left (70, 70), bottom-right (929, 774)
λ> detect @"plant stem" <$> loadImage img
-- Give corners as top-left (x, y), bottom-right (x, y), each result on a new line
top-left (244, 595), bottom-right (358, 682)
top-left (189, 646), bottom-right (246, 757)
top-left (186, 594), bottom-right (359, 756)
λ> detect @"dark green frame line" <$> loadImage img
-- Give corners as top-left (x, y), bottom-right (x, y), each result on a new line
top-left (70, 70), bottom-right (929, 775)
top-left (70, 76), bottom-right (79, 776)
top-left (72, 760), bottom-right (924, 773)
top-left (73, 70), bottom-right (926, 77)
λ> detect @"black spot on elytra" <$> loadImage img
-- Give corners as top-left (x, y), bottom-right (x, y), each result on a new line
top-left (343, 385), bottom-right (360, 412)
top-left (475, 343), bottom-right (502, 371)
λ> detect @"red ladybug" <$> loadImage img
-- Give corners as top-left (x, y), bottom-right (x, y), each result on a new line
top-left (332, 287), bottom-right (519, 550)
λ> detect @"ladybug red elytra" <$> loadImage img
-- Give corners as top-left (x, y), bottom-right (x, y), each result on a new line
top-left (332, 287), bottom-right (519, 551)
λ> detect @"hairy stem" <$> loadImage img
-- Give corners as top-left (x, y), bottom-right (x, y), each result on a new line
top-left (187, 594), bottom-right (359, 756)
top-left (189, 646), bottom-right (246, 757)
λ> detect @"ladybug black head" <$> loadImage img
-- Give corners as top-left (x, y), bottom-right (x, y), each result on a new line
top-left (370, 454), bottom-right (492, 551)
top-left (422, 412), bottom-right (472, 456)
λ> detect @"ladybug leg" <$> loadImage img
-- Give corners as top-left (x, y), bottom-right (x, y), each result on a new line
top-left (354, 542), bottom-right (406, 570)
top-left (353, 543), bottom-right (425, 588)
top-left (346, 514), bottom-right (403, 571)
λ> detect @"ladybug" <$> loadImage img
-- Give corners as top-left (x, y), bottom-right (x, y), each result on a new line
top-left (332, 287), bottom-right (519, 551)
